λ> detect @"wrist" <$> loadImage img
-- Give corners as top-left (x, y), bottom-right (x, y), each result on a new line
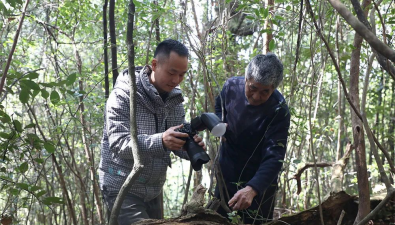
top-left (246, 186), bottom-right (258, 197)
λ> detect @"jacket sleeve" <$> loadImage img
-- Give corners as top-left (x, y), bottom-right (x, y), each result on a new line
top-left (215, 82), bottom-right (227, 121)
top-left (245, 104), bottom-right (291, 196)
top-left (106, 88), bottom-right (166, 159)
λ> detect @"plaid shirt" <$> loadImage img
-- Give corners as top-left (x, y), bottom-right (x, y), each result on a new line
top-left (99, 66), bottom-right (188, 201)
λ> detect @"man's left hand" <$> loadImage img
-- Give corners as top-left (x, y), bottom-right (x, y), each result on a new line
top-left (193, 135), bottom-right (205, 150)
top-left (228, 186), bottom-right (257, 211)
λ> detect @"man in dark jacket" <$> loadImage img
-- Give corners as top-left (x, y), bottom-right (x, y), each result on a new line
top-left (215, 53), bottom-right (290, 224)
top-left (99, 39), bottom-right (204, 225)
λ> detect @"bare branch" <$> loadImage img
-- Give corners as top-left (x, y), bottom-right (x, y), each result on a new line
top-left (326, 0), bottom-right (395, 63)
top-left (0, 0), bottom-right (31, 98)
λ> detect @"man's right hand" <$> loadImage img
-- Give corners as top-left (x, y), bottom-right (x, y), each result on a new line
top-left (162, 124), bottom-right (189, 150)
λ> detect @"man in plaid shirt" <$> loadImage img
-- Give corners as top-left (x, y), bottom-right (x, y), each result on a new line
top-left (99, 39), bottom-right (204, 224)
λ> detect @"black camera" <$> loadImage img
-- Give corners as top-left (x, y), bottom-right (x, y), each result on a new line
top-left (175, 113), bottom-right (226, 171)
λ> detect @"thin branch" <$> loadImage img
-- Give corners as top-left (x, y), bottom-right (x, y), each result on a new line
top-left (0, 0), bottom-right (31, 98)
top-left (326, 0), bottom-right (395, 63)
top-left (292, 162), bottom-right (332, 195)
top-left (109, 1), bottom-right (143, 224)
top-left (292, 0), bottom-right (304, 76)
top-left (308, 28), bottom-right (325, 225)
top-left (305, 0), bottom-right (395, 174)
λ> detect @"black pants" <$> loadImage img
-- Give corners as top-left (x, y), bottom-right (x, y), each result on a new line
top-left (215, 184), bottom-right (277, 224)
top-left (101, 187), bottom-right (162, 225)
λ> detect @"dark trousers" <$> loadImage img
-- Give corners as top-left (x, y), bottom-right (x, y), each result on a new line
top-left (101, 187), bottom-right (163, 225)
top-left (215, 184), bottom-right (277, 225)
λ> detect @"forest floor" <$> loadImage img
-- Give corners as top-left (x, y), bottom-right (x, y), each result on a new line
top-left (131, 191), bottom-right (395, 225)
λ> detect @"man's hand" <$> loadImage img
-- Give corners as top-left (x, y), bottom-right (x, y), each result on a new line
top-left (162, 124), bottom-right (189, 150)
top-left (192, 134), bottom-right (205, 150)
top-left (228, 186), bottom-right (257, 211)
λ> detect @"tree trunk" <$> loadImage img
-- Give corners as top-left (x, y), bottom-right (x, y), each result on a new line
top-left (109, 0), bottom-right (119, 86)
top-left (349, 0), bottom-right (371, 223)
top-left (103, 0), bottom-right (109, 98)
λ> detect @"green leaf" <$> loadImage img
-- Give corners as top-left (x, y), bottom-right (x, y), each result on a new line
top-left (34, 158), bottom-right (44, 164)
top-left (24, 123), bottom-right (35, 129)
top-left (0, 175), bottom-right (12, 182)
top-left (43, 196), bottom-right (64, 205)
top-left (254, 8), bottom-right (260, 17)
top-left (0, 132), bottom-right (10, 139)
top-left (25, 72), bottom-right (39, 80)
top-left (50, 90), bottom-right (60, 105)
top-left (19, 162), bottom-right (29, 173)
top-left (10, 188), bottom-right (19, 195)
top-left (32, 89), bottom-right (40, 98)
top-left (8, 0), bottom-right (17, 7)
top-left (44, 142), bottom-right (55, 154)
top-left (26, 133), bottom-right (40, 142)
top-left (269, 39), bottom-right (276, 51)
top-left (19, 88), bottom-right (30, 103)
top-left (0, 110), bottom-right (11, 123)
top-left (16, 183), bottom-right (29, 190)
top-left (41, 89), bottom-right (49, 99)
top-left (66, 73), bottom-right (77, 86)
top-left (262, 8), bottom-right (269, 18)
top-left (20, 80), bottom-right (40, 90)
top-left (13, 119), bottom-right (23, 132)
top-left (30, 185), bottom-right (41, 192)
top-left (57, 80), bottom-right (67, 86)
top-left (293, 159), bottom-right (301, 164)
top-left (40, 82), bottom-right (55, 88)
top-left (36, 190), bottom-right (47, 197)
top-left (133, 0), bottom-right (142, 7)
top-left (277, 142), bottom-right (285, 148)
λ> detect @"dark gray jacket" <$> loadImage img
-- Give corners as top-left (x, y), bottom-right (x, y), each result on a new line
top-left (99, 66), bottom-right (188, 201)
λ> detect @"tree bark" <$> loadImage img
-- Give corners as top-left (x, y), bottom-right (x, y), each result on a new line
top-left (349, 1), bottom-right (371, 223)
top-left (331, 143), bottom-right (354, 192)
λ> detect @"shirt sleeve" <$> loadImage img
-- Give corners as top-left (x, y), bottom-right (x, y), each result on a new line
top-left (105, 88), bottom-right (166, 159)
top-left (245, 104), bottom-right (291, 196)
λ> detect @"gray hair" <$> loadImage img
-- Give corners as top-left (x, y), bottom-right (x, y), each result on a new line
top-left (245, 53), bottom-right (284, 88)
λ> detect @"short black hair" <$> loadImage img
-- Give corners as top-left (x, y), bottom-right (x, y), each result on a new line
top-left (154, 39), bottom-right (189, 61)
